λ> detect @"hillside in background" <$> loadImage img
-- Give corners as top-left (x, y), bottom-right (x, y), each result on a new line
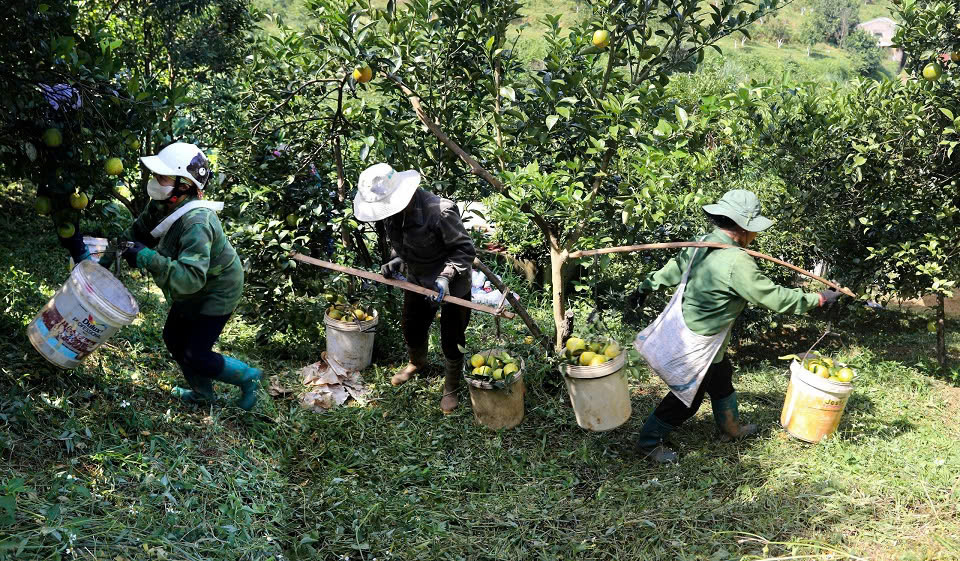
top-left (253, 0), bottom-right (901, 83)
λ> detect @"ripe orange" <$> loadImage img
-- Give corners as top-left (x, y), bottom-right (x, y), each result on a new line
top-left (592, 29), bottom-right (610, 49)
top-left (353, 65), bottom-right (373, 83)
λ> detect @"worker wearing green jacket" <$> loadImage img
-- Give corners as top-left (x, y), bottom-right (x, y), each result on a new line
top-left (99, 142), bottom-right (261, 410)
top-left (632, 190), bottom-right (844, 464)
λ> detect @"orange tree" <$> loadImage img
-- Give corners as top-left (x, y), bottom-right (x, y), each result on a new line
top-left (221, 0), bottom-right (792, 347)
top-left (0, 0), bottom-right (136, 242)
top-left (890, 0), bottom-right (960, 366)
top-left (0, 0), bottom-right (257, 247)
top-left (749, 1), bottom-right (960, 367)
top-left (211, 0), bottom-right (525, 337)
top-left (360, 0), bottom-right (789, 349)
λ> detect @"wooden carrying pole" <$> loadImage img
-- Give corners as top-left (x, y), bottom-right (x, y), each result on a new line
top-left (472, 257), bottom-right (551, 352)
top-left (568, 242), bottom-right (857, 299)
top-left (291, 253), bottom-right (516, 319)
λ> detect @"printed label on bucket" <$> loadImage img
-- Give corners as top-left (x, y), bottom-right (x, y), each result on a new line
top-left (34, 292), bottom-right (118, 361)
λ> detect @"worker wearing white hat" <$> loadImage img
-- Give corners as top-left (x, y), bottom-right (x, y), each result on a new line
top-left (354, 163), bottom-right (476, 414)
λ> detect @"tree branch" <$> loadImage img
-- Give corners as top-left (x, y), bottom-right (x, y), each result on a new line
top-left (385, 71), bottom-right (559, 251)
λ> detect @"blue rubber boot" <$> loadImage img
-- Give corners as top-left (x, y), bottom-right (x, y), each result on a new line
top-left (712, 392), bottom-right (757, 442)
top-left (214, 356), bottom-right (262, 411)
top-left (171, 373), bottom-right (214, 405)
top-left (636, 414), bottom-right (678, 464)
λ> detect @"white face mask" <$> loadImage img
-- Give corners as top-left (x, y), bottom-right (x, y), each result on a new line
top-left (147, 177), bottom-right (174, 201)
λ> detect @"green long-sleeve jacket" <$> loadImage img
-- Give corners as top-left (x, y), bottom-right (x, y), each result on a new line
top-left (118, 197), bottom-right (244, 317)
top-left (640, 229), bottom-right (820, 362)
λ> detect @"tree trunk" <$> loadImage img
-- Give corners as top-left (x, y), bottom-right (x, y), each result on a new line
top-left (937, 293), bottom-right (947, 368)
top-left (549, 247), bottom-right (569, 351)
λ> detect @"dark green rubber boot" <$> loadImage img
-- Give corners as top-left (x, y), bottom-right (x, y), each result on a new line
top-left (636, 414), bottom-right (679, 464)
top-left (171, 373), bottom-right (214, 405)
top-left (712, 392), bottom-right (758, 442)
top-left (215, 356), bottom-right (263, 411)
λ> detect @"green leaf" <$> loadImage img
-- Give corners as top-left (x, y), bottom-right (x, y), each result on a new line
top-left (545, 115), bottom-right (560, 130)
top-left (653, 119), bottom-right (673, 137)
top-left (499, 86), bottom-right (516, 102)
top-left (675, 106), bottom-right (689, 127)
top-left (940, 108), bottom-right (954, 120)
top-left (0, 495), bottom-right (14, 526)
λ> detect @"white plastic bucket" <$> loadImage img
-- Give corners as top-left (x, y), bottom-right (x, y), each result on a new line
top-left (781, 358), bottom-right (854, 443)
top-left (324, 310), bottom-right (378, 371)
top-left (27, 259), bottom-right (139, 369)
top-left (69, 237), bottom-right (109, 267)
top-left (561, 352), bottom-right (631, 431)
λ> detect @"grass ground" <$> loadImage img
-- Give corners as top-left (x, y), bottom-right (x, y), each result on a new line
top-left (4, 180), bottom-right (960, 561)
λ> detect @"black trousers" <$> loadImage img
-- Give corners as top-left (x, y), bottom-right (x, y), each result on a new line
top-left (654, 357), bottom-right (735, 427)
top-left (162, 302), bottom-right (231, 380)
top-left (402, 291), bottom-right (472, 361)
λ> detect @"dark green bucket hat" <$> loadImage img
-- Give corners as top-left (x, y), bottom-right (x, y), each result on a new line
top-left (702, 189), bottom-right (774, 232)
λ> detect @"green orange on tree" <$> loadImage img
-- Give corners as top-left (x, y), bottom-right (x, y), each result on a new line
top-left (922, 62), bottom-right (943, 81)
top-left (69, 191), bottom-right (89, 210)
top-left (353, 65), bottom-right (373, 83)
top-left (104, 157), bottom-right (124, 175)
top-left (57, 222), bottom-right (76, 239)
top-left (42, 127), bottom-right (62, 148)
top-left (592, 29), bottom-right (610, 49)
top-left (35, 196), bottom-right (52, 215)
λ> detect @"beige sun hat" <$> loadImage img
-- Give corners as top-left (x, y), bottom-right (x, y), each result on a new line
top-left (353, 163), bottom-right (422, 222)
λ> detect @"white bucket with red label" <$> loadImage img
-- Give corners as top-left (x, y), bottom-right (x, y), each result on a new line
top-left (27, 259), bottom-right (139, 369)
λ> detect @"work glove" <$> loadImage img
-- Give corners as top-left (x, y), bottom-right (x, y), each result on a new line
top-left (98, 251), bottom-right (116, 270)
top-left (121, 242), bottom-right (147, 268)
top-left (433, 276), bottom-right (450, 303)
top-left (628, 288), bottom-right (648, 310)
top-left (818, 289), bottom-right (844, 308)
top-left (380, 256), bottom-right (404, 279)
top-left (59, 231), bottom-right (90, 263)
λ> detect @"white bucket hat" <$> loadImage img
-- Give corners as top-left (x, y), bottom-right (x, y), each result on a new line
top-left (140, 142), bottom-right (210, 189)
top-left (353, 163), bottom-right (421, 222)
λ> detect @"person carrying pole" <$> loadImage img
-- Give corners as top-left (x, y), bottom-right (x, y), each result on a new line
top-left (352, 163), bottom-right (476, 414)
top-left (99, 142), bottom-right (261, 410)
top-left (631, 190), bottom-right (845, 464)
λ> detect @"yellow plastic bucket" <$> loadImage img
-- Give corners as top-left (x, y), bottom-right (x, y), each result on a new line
top-left (465, 353), bottom-right (525, 430)
top-left (781, 358), bottom-right (854, 443)
top-left (562, 352), bottom-right (631, 431)
top-left (27, 260), bottom-right (139, 369)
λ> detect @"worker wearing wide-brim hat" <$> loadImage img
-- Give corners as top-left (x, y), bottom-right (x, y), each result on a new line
top-left (631, 189), bottom-right (845, 464)
top-left (99, 142), bottom-right (262, 410)
top-left (353, 163), bottom-right (476, 414)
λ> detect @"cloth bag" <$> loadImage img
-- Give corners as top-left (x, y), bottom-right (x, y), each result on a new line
top-left (633, 248), bottom-right (732, 407)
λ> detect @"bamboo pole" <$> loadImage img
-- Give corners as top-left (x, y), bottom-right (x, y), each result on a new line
top-left (291, 253), bottom-right (516, 319)
top-left (568, 242), bottom-right (857, 298)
